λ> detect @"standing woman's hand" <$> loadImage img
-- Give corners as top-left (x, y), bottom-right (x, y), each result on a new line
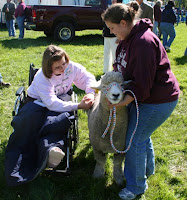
top-left (107, 94), bottom-right (135, 109)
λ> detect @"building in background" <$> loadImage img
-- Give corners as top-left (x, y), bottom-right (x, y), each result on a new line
top-left (0, 0), bottom-right (8, 24)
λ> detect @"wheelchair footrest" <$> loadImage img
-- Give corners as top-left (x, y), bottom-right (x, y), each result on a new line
top-left (44, 167), bottom-right (71, 176)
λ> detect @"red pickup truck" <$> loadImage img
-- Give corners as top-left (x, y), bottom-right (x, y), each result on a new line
top-left (26, 0), bottom-right (108, 42)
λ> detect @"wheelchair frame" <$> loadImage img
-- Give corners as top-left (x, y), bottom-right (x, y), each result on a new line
top-left (12, 63), bottom-right (79, 175)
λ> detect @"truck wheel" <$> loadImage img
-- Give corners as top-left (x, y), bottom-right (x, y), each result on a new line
top-left (54, 23), bottom-right (75, 42)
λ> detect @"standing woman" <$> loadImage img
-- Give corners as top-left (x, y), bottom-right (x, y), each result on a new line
top-left (2, 0), bottom-right (16, 37)
top-left (153, 0), bottom-right (162, 37)
top-left (102, 2), bottom-right (180, 200)
top-left (160, 0), bottom-right (177, 51)
top-left (15, 0), bottom-right (26, 40)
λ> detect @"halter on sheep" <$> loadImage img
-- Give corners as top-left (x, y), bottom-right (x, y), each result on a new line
top-left (102, 82), bottom-right (139, 153)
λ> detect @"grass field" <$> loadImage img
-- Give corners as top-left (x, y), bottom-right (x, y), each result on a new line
top-left (0, 23), bottom-right (186, 200)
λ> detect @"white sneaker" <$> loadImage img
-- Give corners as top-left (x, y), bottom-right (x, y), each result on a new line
top-left (165, 45), bottom-right (171, 51)
top-left (119, 188), bottom-right (137, 200)
top-left (47, 147), bottom-right (65, 168)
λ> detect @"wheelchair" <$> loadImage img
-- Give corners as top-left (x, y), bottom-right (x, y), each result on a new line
top-left (12, 63), bottom-right (79, 175)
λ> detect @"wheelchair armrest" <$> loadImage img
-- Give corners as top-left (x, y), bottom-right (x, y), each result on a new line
top-left (13, 86), bottom-right (26, 116)
top-left (16, 86), bottom-right (25, 96)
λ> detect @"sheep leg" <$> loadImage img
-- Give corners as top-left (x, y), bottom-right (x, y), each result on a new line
top-left (93, 148), bottom-right (106, 178)
top-left (113, 153), bottom-right (125, 185)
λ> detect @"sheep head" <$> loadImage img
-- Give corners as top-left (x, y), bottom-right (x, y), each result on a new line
top-left (92, 71), bottom-right (125, 105)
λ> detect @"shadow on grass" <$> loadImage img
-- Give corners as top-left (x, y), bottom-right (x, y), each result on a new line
top-left (175, 55), bottom-right (187, 65)
top-left (0, 34), bottom-right (103, 49)
top-left (0, 25), bottom-right (7, 30)
top-left (0, 139), bottom-right (126, 200)
top-left (48, 142), bottom-right (122, 200)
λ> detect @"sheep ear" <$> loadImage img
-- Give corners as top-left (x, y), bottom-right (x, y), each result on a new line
top-left (124, 80), bottom-right (132, 85)
top-left (123, 80), bottom-right (132, 89)
top-left (91, 80), bottom-right (102, 91)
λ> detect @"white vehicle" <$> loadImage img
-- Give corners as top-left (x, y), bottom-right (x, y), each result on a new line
top-left (0, 0), bottom-right (6, 24)
top-left (24, 0), bottom-right (58, 5)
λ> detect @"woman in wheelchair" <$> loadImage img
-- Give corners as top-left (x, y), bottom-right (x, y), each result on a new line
top-left (5, 45), bottom-right (96, 186)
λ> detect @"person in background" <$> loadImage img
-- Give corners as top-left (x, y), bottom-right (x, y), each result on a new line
top-left (102, 2), bottom-right (180, 199)
top-left (103, 0), bottom-right (122, 73)
top-left (136, 0), bottom-right (153, 23)
top-left (185, 47), bottom-right (187, 56)
top-left (153, 0), bottom-right (162, 37)
top-left (15, 0), bottom-right (26, 40)
top-left (0, 73), bottom-right (11, 88)
top-left (2, 0), bottom-right (16, 37)
top-left (5, 45), bottom-right (96, 186)
top-left (160, 0), bottom-right (177, 51)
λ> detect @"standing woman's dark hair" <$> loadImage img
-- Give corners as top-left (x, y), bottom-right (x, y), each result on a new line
top-left (101, 1), bottom-right (139, 24)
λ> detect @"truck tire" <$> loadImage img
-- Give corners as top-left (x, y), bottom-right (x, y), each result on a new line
top-left (54, 22), bottom-right (75, 42)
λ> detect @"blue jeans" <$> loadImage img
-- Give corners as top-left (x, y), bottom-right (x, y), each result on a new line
top-left (124, 100), bottom-right (178, 195)
top-left (160, 22), bottom-right (176, 48)
top-left (153, 21), bottom-right (159, 36)
top-left (6, 19), bottom-right (16, 37)
top-left (16, 16), bottom-right (25, 39)
top-left (0, 73), bottom-right (2, 82)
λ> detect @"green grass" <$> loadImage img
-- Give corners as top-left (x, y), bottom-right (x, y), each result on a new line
top-left (0, 23), bottom-right (187, 200)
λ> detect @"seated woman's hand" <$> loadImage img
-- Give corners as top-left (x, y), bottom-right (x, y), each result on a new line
top-left (83, 93), bottom-right (95, 102)
top-left (78, 94), bottom-right (95, 110)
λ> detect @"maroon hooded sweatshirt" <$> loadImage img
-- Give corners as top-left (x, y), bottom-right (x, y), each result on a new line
top-left (113, 19), bottom-right (180, 104)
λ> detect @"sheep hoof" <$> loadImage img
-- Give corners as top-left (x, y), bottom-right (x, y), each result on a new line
top-left (93, 167), bottom-right (105, 178)
top-left (114, 177), bottom-right (124, 186)
top-left (113, 171), bottom-right (125, 186)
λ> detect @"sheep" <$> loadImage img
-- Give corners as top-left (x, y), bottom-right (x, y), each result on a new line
top-left (87, 71), bottom-right (128, 185)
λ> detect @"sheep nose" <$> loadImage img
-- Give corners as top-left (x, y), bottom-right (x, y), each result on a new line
top-left (113, 94), bottom-right (120, 99)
